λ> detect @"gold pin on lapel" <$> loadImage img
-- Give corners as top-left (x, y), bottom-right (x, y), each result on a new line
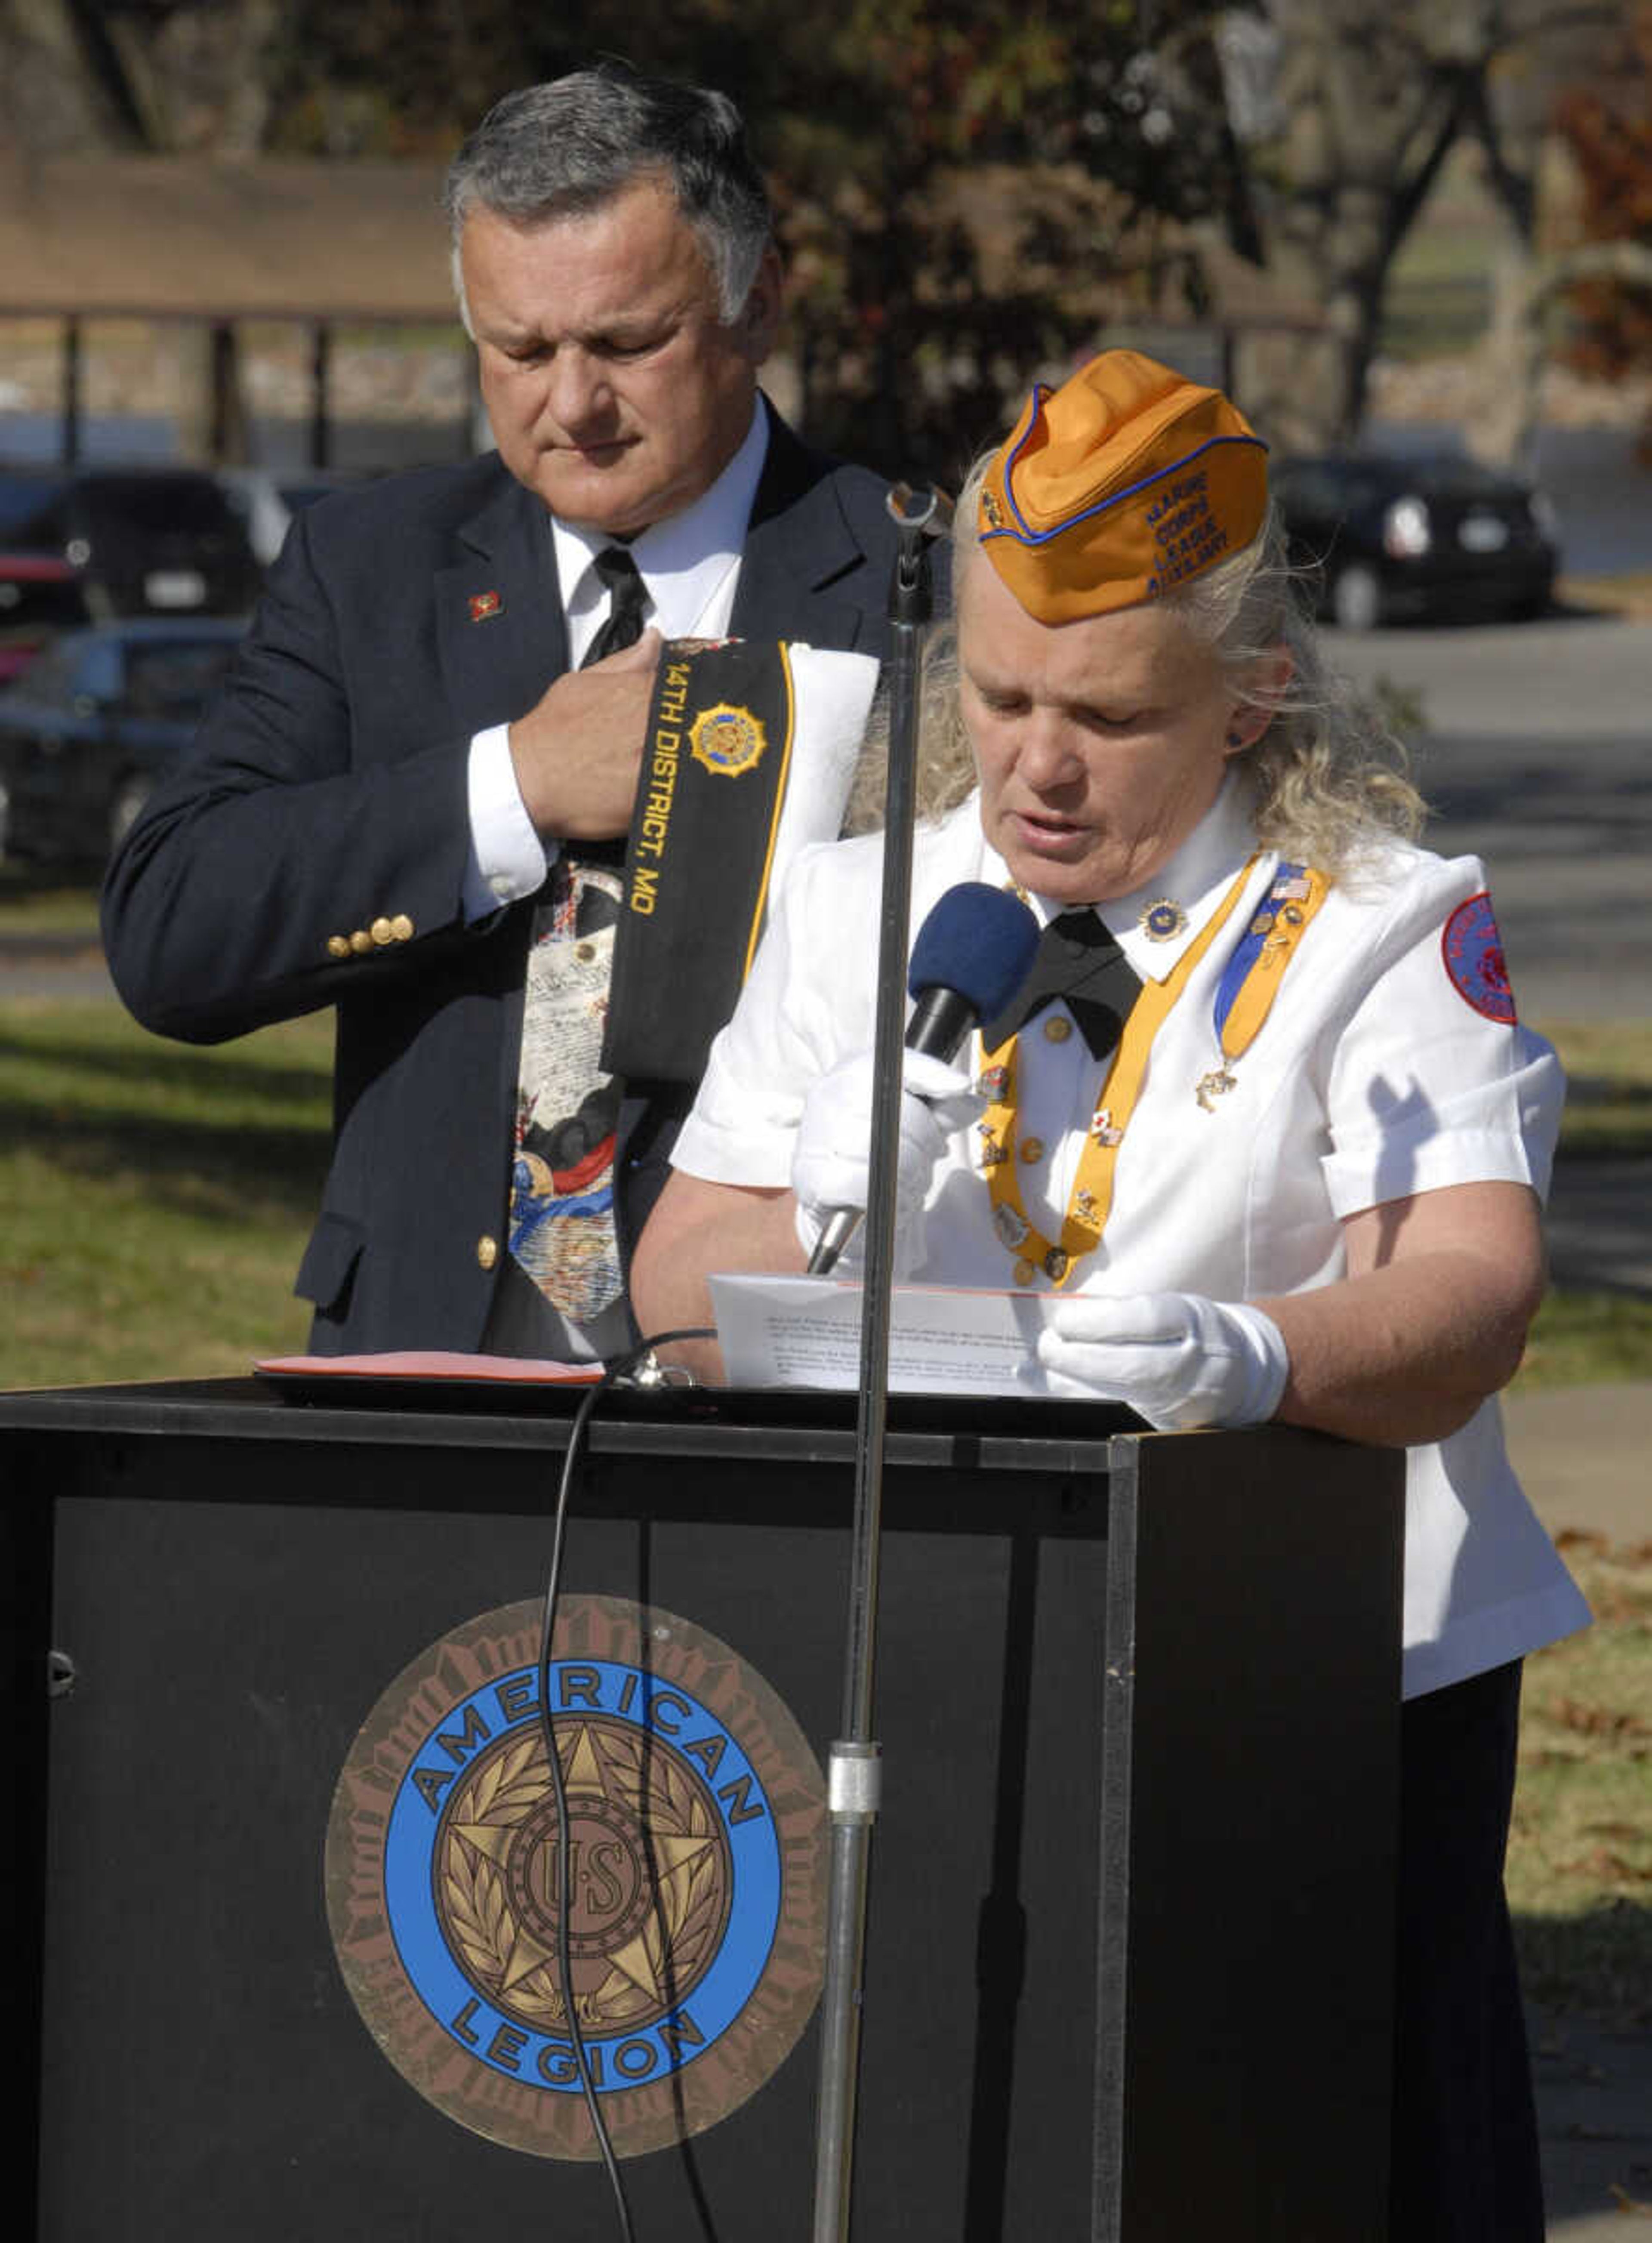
top-left (1141, 898), bottom-right (1187, 942)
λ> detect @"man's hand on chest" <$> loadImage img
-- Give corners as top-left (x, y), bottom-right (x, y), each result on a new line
top-left (507, 628), bottom-right (660, 842)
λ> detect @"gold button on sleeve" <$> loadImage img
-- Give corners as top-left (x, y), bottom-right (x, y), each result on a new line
top-left (370, 916), bottom-right (395, 947)
top-left (326, 935), bottom-right (350, 960)
top-left (349, 929), bottom-right (373, 955)
top-left (476, 1234), bottom-right (499, 1271)
top-left (390, 914), bottom-right (414, 942)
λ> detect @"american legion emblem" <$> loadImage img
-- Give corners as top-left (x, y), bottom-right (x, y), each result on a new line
top-left (688, 700), bottom-right (767, 777)
top-left (325, 1595), bottom-right (827, 2158)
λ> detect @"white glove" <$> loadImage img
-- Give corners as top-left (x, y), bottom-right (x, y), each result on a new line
top-left (1035, 1289), bottom-right (1290, 1430)
top-left (792, 1048), bottom-right (982, 1276)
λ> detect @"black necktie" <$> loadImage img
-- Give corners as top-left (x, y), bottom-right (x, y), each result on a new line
top-left (581, 544), bottom-right (649, 667)
top-left (981, 909), bottom-right (1141, 1060)
top-left (570, 546), bottom-right (650, 870)
top-left (509, 552), bottom-right (648, 1314)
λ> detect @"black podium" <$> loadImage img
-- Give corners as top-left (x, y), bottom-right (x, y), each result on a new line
top-left (3, 1377), bottom-right (1402, 2241)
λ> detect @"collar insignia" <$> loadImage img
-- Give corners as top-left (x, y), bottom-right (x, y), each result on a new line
top-left (1140, 898), bottom-right (1187, 942)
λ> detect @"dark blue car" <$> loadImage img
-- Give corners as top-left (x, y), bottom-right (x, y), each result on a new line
top-left (0, 617), bottom-right (246, 863)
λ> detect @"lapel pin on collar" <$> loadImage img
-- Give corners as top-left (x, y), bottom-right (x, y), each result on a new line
top-left (1140, 898), bottom-right (1187, 941)
top-left (468, 590), bottom-right (503, 623)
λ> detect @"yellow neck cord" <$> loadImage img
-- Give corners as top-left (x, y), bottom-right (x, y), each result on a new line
top-left (979, 853), bottom-right (1330, 1288)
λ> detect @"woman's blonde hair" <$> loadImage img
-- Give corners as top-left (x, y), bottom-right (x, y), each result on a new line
top-left (847, 453), bottom-right (1426, 879)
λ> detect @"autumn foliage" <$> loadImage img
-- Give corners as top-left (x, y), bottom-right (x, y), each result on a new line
top-left (1554, 3), bottom-right (1652, 396)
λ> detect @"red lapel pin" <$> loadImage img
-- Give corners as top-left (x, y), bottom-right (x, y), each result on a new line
top-left (468, 589), bottom-right (503, 622)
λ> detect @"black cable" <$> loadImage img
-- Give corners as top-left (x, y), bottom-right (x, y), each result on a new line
top-left (533, 1328), bottom-right (717, 2243)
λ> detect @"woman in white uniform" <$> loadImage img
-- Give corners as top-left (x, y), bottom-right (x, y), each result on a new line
top-left (632, 350), bottom-right (1588, 2240)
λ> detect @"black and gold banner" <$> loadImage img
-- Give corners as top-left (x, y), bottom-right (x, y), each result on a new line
top-left (601, 639), bottom-right (795, 1083)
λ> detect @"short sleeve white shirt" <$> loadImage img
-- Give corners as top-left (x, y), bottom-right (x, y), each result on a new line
top-left (673, 777), bottom-right (1590, 1698)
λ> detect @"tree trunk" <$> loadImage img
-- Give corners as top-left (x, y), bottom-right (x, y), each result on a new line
top-left (1482, 239), bottom-right (1652, 468)
top-left (0, 0), bottom-right (135, 157)
top-left (1238, 3), bottom-right (1476, 449)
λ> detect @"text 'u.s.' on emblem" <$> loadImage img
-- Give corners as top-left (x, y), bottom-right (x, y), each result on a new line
top-left (325, 1596), bottom-right (827, 2158)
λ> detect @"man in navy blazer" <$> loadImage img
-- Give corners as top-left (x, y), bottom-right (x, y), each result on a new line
top-left (101, 65), bottom-right (906, 1357)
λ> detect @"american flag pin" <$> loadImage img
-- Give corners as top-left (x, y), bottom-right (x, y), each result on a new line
top-left (468, 590), bottom-right (503, 622)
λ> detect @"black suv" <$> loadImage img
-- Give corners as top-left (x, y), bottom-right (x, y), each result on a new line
top-left (1272, 453), bottom-right (1559, 630)
top-left (0, 466), bottom-right (263, 622)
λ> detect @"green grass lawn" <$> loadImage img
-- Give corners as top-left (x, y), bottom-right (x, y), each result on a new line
top-left (1536, 1020), bottom-right (1652, 1161)
top-left (1515, 1020), bottom-right (1652, 1390)
top-left (1509, 1536), bottom-right (1652, 2032)
top-left (0, 997), bottom-right (331, 1385)
top-left (0, 863), bottom-right (113, 936)
top-left (1378, 147), bottom-right (1503, 362)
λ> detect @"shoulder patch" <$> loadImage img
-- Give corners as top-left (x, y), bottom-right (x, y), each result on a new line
top-left (1442, 892), bottom-right (1516, 1024)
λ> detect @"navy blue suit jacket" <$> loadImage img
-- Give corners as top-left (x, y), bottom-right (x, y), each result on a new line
top-left (102, 405), bottom-right (908, 1351)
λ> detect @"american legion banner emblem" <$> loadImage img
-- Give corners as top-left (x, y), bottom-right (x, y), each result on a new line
top-left (325, 1595), bottom-right (827, 2158)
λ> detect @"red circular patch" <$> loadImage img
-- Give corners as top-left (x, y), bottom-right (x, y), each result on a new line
top-left (1442, 893), bottom-right (1516, 1024)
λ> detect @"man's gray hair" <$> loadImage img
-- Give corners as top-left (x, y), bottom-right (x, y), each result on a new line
top-left (444, 63), bottom-right (773, 328)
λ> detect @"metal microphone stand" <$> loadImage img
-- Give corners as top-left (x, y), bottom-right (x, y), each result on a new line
top-left (810, 483), bottom-right (951, 2243)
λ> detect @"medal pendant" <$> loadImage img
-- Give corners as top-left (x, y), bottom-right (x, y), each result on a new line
top-left (1089, 1105), bottom-right (1123, 1148)
top-left (1195, 1066), bottom-right (1237, 1112)
top-left (992, 1203), bottom-right (1030, 1250)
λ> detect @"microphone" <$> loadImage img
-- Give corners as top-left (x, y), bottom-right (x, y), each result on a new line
top-left (808, 882), bottom-right (1041, 1275)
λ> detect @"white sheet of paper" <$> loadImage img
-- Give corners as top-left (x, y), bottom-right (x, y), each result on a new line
top-left (707, 1271), bottom-right (1064, 1395)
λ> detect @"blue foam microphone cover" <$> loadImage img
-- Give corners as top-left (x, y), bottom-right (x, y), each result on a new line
top-left (904, 882), bottom-right (1041, 1060)
top-left (806, 884), bottom-right (1040, 1275)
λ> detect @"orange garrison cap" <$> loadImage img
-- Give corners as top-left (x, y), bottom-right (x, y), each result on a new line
top-left (978, 349), bottom-right (1269, 623)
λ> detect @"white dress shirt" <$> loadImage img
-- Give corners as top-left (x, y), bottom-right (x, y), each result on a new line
top-left (462, 402), bottom-right (770, 917)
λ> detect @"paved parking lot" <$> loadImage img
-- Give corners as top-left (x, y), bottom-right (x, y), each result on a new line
top-left (1328, 611), bottom-right (1652, 1024)
top-left (1331, 612), bottom-right (1652, 1305)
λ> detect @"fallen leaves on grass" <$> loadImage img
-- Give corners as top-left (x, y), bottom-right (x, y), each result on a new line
top-left (1550, 1696), bottom-right (1652, 1741)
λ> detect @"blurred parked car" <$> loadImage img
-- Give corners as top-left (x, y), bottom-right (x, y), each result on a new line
top-left (0, 617), bottom-right (245, 863)
top-left (216, 466), bottom-right (382, 566)
top-left (0, 552), bottom-right (90, 685)
top-left (0, 465), bottom-right (263, 621)
top-left (1272, 453), bottom-right (1560, 630)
